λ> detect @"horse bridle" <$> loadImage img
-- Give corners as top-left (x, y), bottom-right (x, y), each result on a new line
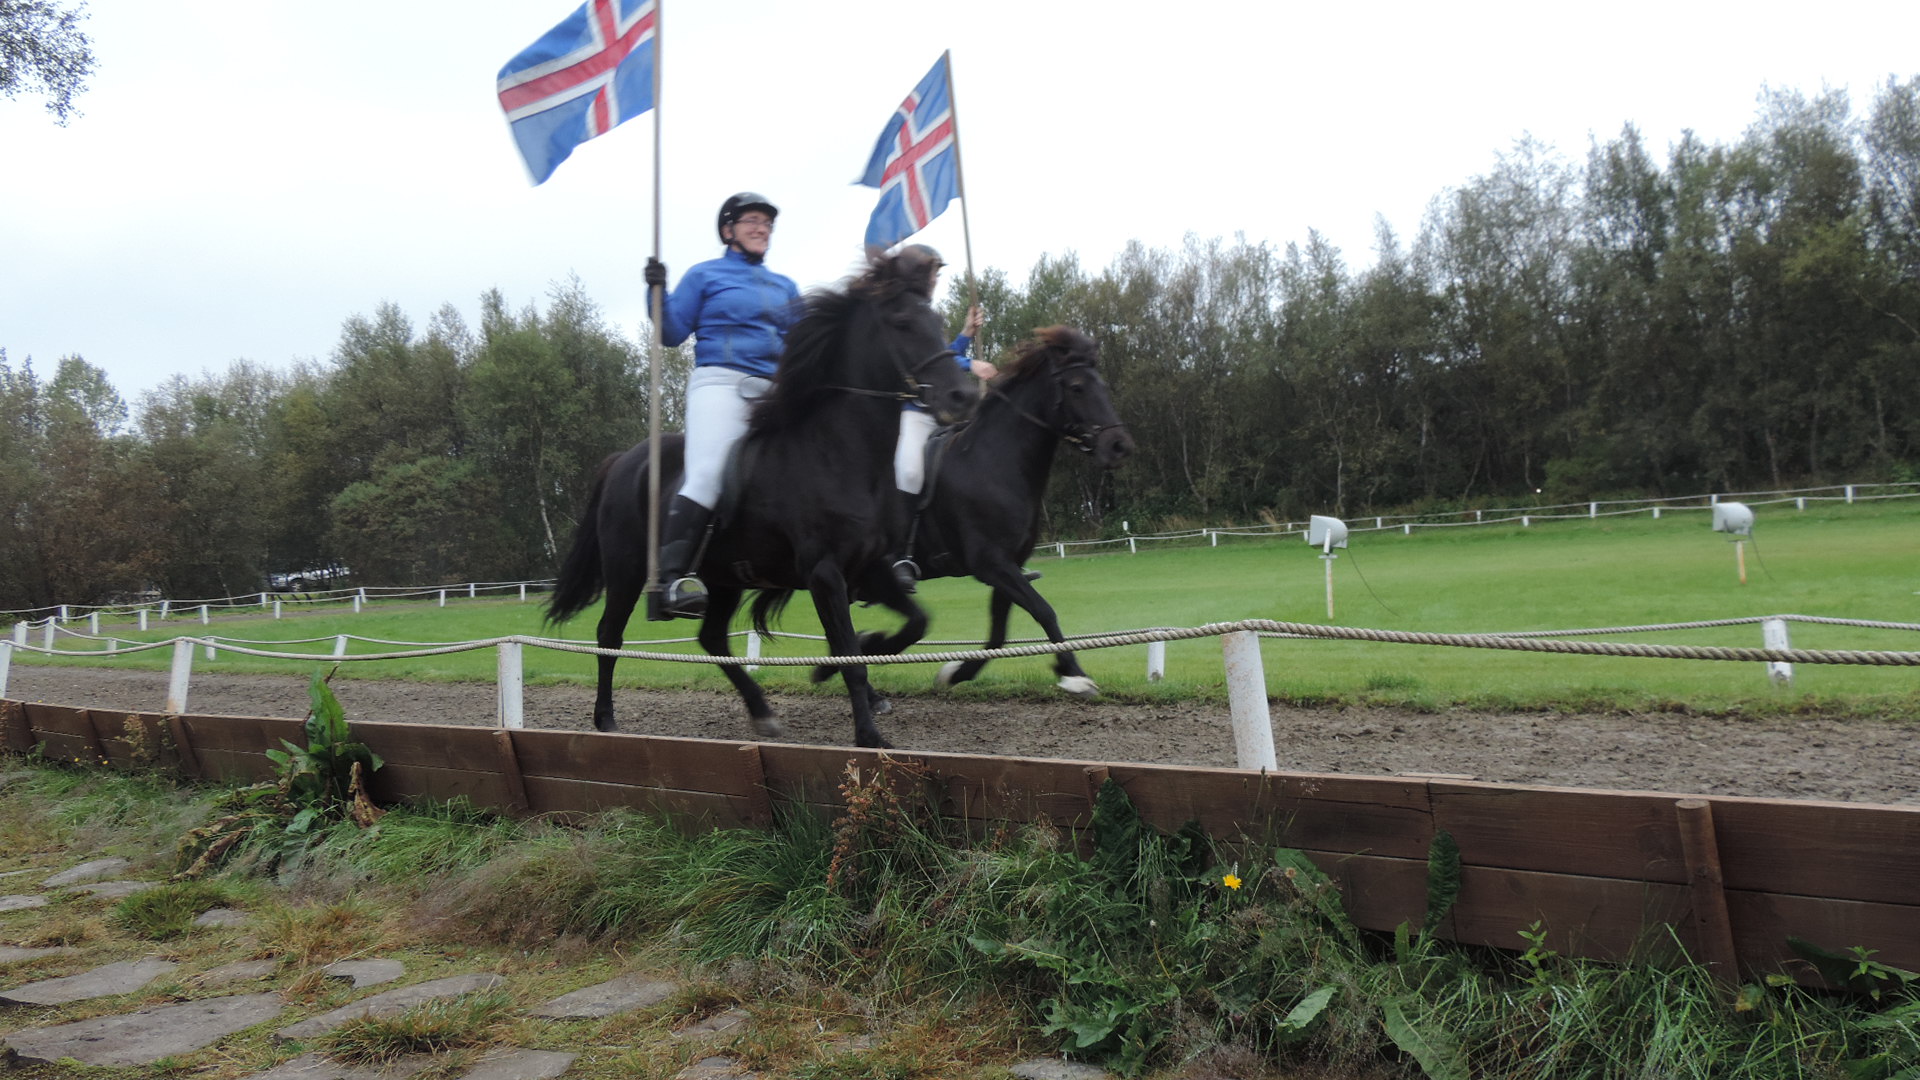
top-left (988, 355), bottom-right (1125, 454)
top-left (821, 325), bottom-right (959, 410)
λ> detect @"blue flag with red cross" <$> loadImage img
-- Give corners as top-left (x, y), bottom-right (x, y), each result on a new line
top-left (858, 54), bottom-right (959, 250)
top-left (497, 0), bottom-right (657, 185)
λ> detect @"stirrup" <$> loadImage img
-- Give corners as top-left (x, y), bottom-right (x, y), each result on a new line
top-left (1021, 568), bottom-right (1042, 582)
top-left (647, 577), bottom-right (707, 621)
top-left (892, 559), bottom-right (919, 594)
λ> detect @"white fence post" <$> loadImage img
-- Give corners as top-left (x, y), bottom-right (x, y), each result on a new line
top-left (1403, 523), bottom-right (1411, 535)
top-left (1846, 485), bottom-right (1855, 504)
top-left (42, 621), bottom-right (55, 651)
top-left (1653, 507), bottom-right (1661, 520)
top-left (1209, 530), bottom-right (1218, 547)
top-left (165, 640), bottom-right (194, 714)
top-left (1796, 497), bottom-right (1805, 511)
top-left (1146, 640), bottom-right (1165, 682)
top-left (204, 640), bottom-right (216, 660)
top-left (139, 609), bottom-right (151, 631)
top-left (746, 631), bottom-right (762, 673)
top-left (259, 592), bottom-right (268, 609)
top-left (1057, 542), bottom-right (1065, 558)
top-left (59, 605), bottom-right (69, 621)
top-left (0, 641), bottom-right (11, 699)
top-left (1522, 515), bottom-right (1530, 528)
top-left (468, 583), bottom-right (477, 599)
top-left (1589, 502), bottom-right (1598, 518)
top-left (519, 583), bottom-right (527, 603)
top-left (496, 641), bottom-right (524, 729)
top-left (11, 622), bottom-right (24, 646)
top-left (1763, 618), bottom-right (1794, 687)
top-left (159, 600), bottom-right (170, 619)
top-left (1221, 631), bottom-right (1276, 770)
top-left (1128, 537), bottom-right (1137, 555)
top-left (88, 612), bottom-right (99, 635)
top-left (353, 593), bottom-right (363, 613)
top-left (199, 604), bottom-right (209, 625)
top-left (438, 590), bottom-right (447, 608)
top-left (273, 601), bottom-right (283, 619)
top-left (333, 635), bottom-right (348, 658)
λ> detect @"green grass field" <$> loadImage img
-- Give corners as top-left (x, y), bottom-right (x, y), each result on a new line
top-left (15, 498), bottom-right (1920, 714)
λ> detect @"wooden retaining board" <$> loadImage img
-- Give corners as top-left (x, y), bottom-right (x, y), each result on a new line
top-left (7, 699), bottom-right (1920, 978)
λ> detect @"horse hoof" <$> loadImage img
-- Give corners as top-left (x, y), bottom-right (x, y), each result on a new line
top-left (858, 733), bottom-right (895, 749)
top-left (871, 696), bottom-right (892, 716)
top-left (1057, 675), bottom-right (1099, 696)
top-left (751, 716), bottom-right (786, 740)
top-left (593, 714), bottom-right (617, 732)
top-left (936, 661), bottom-right (965, 688)
top-left (810, 664), bottom-right (836, 684)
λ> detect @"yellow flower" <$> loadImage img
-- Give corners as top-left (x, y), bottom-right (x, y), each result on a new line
top-left (1222, 873), bottom-right (1242, 890)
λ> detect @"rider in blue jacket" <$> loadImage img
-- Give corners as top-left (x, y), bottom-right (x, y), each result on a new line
top-left (644, 192), bottom-right (802, 620)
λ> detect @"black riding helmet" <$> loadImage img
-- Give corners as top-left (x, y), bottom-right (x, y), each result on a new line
top-left (717, 192), bottom-right (778, 244)
top-left (899, 243), bottom-right (944, 297)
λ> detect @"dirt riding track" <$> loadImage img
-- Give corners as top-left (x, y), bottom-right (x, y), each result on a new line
top-left (6, 666), bottom-right (1916, 806)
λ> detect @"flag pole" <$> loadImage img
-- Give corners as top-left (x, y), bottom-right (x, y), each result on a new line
top-left (643, 1), bottom-right (665, 598)
top-left (942, 48), bottom-right (980, 311)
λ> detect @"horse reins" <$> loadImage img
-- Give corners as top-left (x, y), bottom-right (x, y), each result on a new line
top-left (984, 358), bottom-right (1125, 454)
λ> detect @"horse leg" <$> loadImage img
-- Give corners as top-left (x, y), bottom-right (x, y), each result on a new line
top-left (937, 586), bottom-right (1013, 689)
top-left (806, 563), bottom-right (890, 748)
top-left (592, 576), bottom-right (642, 732)
top-left (699, 588), bottom-right (785, 739)
top-left (956, 563), bottom-right (1099, 696)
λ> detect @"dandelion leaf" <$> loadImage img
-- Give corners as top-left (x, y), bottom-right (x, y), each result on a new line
top-left (1383, 998), bottom-right (1468, 1080)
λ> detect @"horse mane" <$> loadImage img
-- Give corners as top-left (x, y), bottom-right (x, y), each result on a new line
top-left (751, 251), bottom-right (928, 432)
top-left (997, 325), bottom-right (1098, 385)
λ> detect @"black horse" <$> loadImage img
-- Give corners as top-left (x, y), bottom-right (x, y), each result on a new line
top-left (825, 325), bottom-right (1133, 694)
top-left (545, 252), bottom-right (978, 747)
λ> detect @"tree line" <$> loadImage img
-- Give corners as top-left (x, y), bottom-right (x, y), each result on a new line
top-left (3, 79), bottom-right (1916, 610)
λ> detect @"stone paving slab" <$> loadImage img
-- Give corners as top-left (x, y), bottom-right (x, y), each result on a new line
top-left (671, 1007), bottom-right (749, 1041)
top-left (0, 868), bottom-right (36, 879)
top-left (63, 879), bottom-right (158, 899)
top-left (1, 991), bottom-right (284, 1066)
top-left (42, 857), bottom-right (130, 887)
top-left (0, 945), bottom-right (77, 965)
top-left (0, 894), bottom-right (50, 912)
top-left (462, 1047), bottom-right (577, 1079)
top-left (1010, 1060), bottom-right (1114, 1080)
top-left (247, 1052), bottom-right (436, 1079)
top-left (1, 958), bottom-right (177, 1005)
top-left (199, 959), bottom-right (279, 988)
top-left (675, 1057), bottom-right (754, 1079)
top-left (276, 973), bottom-right (508, 1040)
top-left (196, 906), bottom-right (255, 928)
top-left (530, 975), bottom-right (678, 1019)
top-left (324, 959), bottom-right (405, 988)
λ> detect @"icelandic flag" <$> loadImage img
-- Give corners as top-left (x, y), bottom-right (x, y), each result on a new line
top-left (858, 54), bottom-right (959, 249)
top-left (497, 0), bottom-right (658, 185)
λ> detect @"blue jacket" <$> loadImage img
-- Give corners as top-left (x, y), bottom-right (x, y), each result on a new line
top-left (661, 248), bottom-right (801, 377)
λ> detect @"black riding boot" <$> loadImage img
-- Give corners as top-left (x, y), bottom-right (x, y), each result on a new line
top-left (647, 495), bottom-right (712, 621)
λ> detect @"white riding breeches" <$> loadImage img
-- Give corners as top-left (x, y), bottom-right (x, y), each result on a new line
top-left (894, 407), bottom-right (937, 494)
top-left (677, 366), bottom-right (769, 509)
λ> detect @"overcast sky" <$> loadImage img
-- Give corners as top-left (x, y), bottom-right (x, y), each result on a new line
top-left (3, 0), bottom-right (1915, 406)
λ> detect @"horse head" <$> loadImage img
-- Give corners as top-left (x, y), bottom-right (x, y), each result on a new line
top-left (1000, 326), bottom-right (1134, 469)
top-left (757, 250), bottom-right (978, 430)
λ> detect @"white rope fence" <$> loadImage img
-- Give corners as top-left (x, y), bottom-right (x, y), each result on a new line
top-left (3, 614), bottom-right (1915, 771)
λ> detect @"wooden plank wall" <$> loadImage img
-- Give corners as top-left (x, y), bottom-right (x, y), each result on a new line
top-left (6, 698), bottom-right (1917, 980)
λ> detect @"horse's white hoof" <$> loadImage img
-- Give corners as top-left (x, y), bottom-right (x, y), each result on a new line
top-left (1057, 675), bottom-right (1099, 696)
top-left (936, 661), bottom-right (964, 688)
top-left (751, 716), bottom-right (786, 739)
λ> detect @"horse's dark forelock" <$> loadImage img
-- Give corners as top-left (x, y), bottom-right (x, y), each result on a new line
top-left (752, 253), bottom-right (933, 431)
top-left (1002, 325), bottom-right (1098, 384)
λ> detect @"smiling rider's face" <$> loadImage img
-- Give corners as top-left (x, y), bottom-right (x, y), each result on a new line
top-left (724, 213), bottom-right (773, 257)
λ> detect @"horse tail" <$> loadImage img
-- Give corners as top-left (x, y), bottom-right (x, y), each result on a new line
top-left (749, 589), bottom-right (794, 635)
top-left (544, 452), bottom-right (621, 626)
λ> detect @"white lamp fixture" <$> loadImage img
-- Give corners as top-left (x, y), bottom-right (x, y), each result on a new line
top-left (1710, 501), bottom-right (1755, 584)
top-left (1306, 515), bottom-right (1348, 618)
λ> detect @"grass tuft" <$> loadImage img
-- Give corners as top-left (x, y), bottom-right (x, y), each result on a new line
top-left (320, 988), bottom-right (517, 1064)
top-left (112, 880), bottom-right (238, 939)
